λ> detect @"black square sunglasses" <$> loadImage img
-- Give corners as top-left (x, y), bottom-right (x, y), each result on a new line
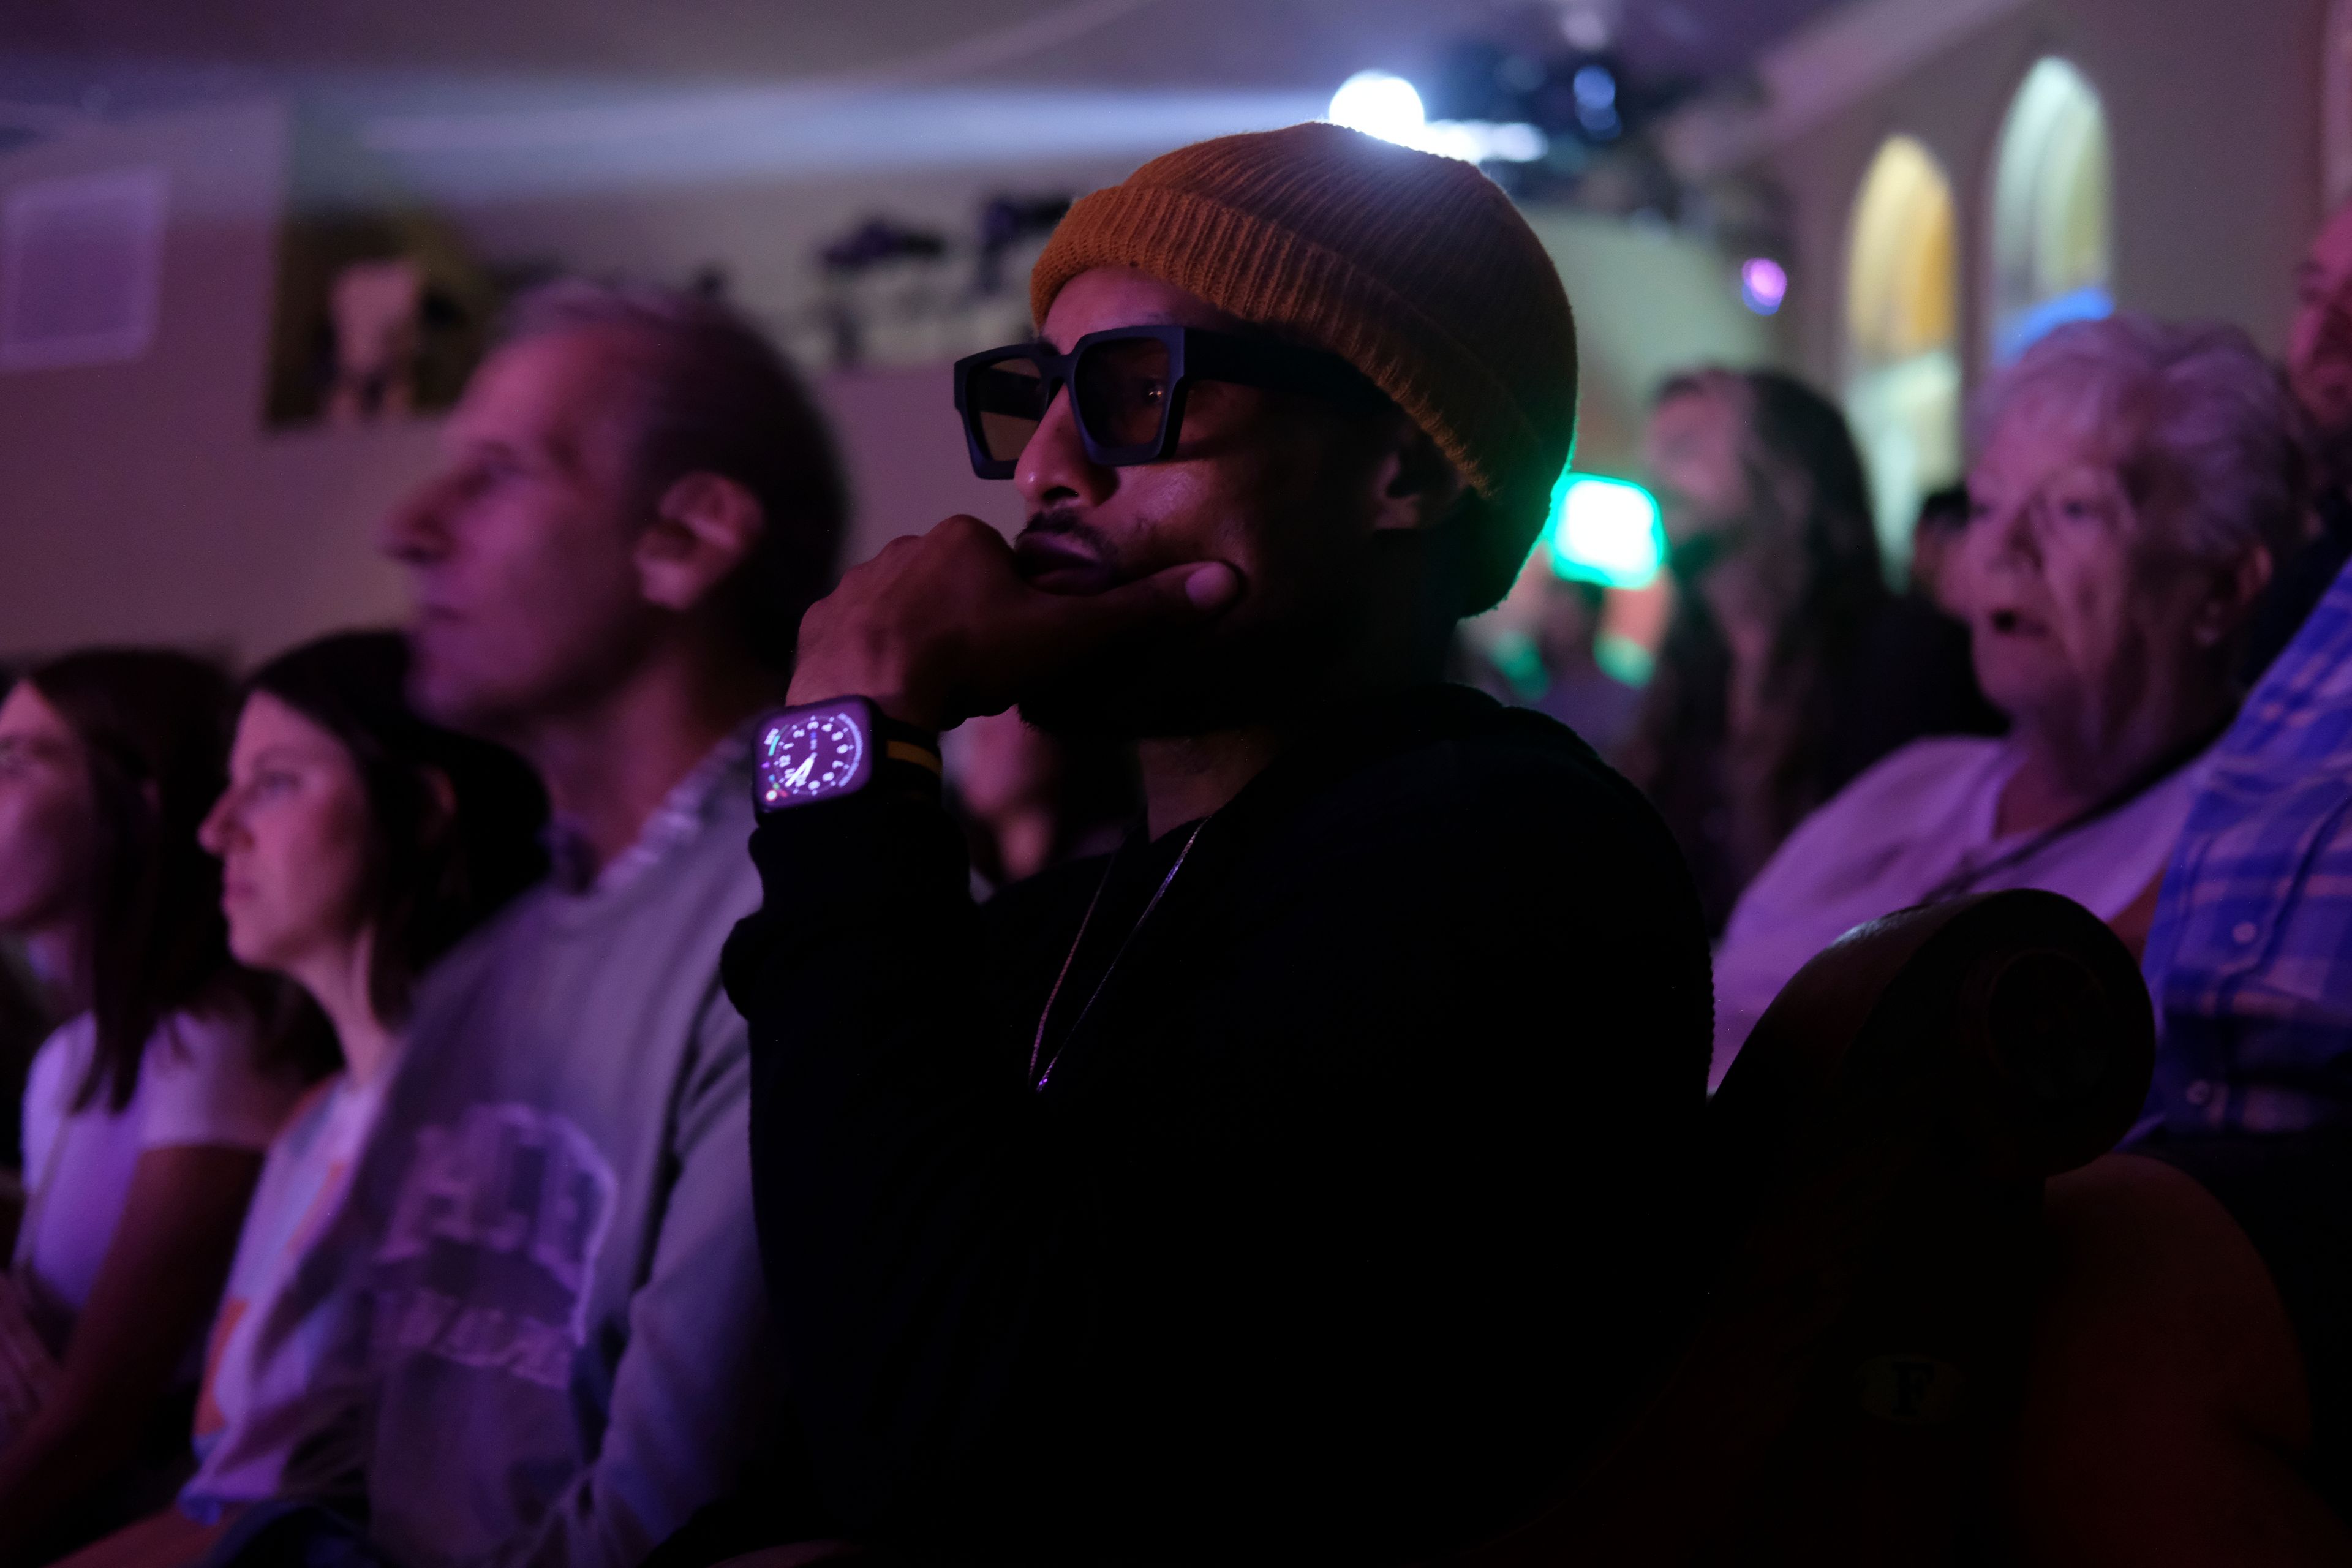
top-left (951, 324), bottom-right (1384, 480)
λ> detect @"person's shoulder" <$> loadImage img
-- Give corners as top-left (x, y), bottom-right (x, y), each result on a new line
top-left (26, 1013), bottom-right (90, 1076)
top-left (152, 1001), bottom-right (262, 1071)
top-left (1370, 687), bottom-right (1657, 834)
top-left (646, 769), bottom-right (766, 913)
top-left (409, 876), bottom-right (557, 1007)
top-left (138, 1005), bottom-right (306, 1148)
top-left (1301, 688), bottom-right (1690, 899)
top-left (21, 1014), bottom-right (91, 1121)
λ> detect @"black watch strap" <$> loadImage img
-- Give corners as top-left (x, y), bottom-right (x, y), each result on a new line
top-left (874, 713), bottom-right (945, 780)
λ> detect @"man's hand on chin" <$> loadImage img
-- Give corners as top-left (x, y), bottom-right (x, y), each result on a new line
top-left (786, 513), bottom-right (1241, 731)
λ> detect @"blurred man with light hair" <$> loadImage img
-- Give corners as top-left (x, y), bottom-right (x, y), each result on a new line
top-left (91, 279), bottom-right (846, 1568)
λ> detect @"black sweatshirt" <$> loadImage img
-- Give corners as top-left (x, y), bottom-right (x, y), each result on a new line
top-left (720, 685), bottom-right (1713, 1563)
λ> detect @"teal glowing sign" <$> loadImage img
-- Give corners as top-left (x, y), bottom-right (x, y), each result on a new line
top-left (1544, 471), bottom-right (1664, 590)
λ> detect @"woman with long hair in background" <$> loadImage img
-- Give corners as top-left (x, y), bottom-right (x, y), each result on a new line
top-left (0, 650), bottom-right (327, 1559)
top-left (164, 631), bottom-right (546, 1551)
top-left (1620, 368), bottom-right (2000, 932)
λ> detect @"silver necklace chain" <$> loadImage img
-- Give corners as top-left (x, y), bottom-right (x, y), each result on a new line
top-left (1027, 819), bottom-right (1208, 1090)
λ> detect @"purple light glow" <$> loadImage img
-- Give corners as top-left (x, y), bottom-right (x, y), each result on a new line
top-left (1740, 258), bottom-right (1787, 315)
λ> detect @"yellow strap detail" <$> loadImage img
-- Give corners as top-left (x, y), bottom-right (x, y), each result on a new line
top-left (884, 738), bottom-right (944, 777)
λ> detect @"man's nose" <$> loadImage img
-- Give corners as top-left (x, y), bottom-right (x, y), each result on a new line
top-left (379, 473), bottom-right (456, 564)
top-left (197, 790), bottom-right (235, 858)
top-left (1977, 501), bottom-right (2043, 572)
top-left (1014, 385), bottom-right (1115, 511)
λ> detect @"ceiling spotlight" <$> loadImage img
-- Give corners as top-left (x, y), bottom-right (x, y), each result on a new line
top-left (1558, 0), bottom-right (1619, 51)
top-left (1329, 70), bottom-right (1548, 165)
top-left (1329, 71), bottom-right (1430, 148)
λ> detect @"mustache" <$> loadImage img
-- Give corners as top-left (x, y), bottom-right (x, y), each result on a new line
top-left (1016, 509), bottom-right (1128, 576)
top-left (1020, 508), bottom-right (1114, 552)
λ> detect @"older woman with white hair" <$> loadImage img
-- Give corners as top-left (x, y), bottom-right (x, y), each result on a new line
top-left (1709, 312), bottom-right (2307, 1085)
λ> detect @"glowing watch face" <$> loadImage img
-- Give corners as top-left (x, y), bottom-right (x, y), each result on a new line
top-left (758, 704), bottom-right (872, 809)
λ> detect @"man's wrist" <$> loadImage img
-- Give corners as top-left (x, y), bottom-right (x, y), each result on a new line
top-left (785, 668), bottom-right (942, 733)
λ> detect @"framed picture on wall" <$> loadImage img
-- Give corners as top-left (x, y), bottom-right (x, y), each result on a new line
top-left (264, 209), bottom-right (497, 428)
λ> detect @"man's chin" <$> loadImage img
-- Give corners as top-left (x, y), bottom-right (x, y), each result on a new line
top-left (405, 661), bottom-right (519, 742)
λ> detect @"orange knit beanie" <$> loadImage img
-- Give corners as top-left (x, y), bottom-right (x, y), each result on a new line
top-left (1031, 121), bottom-right (1578, 612)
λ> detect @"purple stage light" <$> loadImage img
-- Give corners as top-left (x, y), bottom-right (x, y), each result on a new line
top-left (1740, 257), bottom-right (1787, 315)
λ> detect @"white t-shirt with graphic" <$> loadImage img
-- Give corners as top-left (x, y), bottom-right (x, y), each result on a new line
top-left (180, 1058), bottom-right (399, 1519)
top-left (15, 1009), bottom-right (303, 1352)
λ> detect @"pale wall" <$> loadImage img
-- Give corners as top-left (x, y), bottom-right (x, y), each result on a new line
top-left (0, 94), bottom-right (1781, 669)
top-left (0, 99), bottom-right (1042, 668)
top-left (1761, 0), bottom-right (2328, 393)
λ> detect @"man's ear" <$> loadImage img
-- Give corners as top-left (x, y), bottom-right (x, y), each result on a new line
top-left (1368, 421), bottom-right (1466, 533)
top-left (636, 472), bottom-right (766, 612)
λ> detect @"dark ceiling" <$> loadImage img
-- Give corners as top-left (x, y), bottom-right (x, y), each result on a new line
top-left (0, 0), bottom-right (1852, 108)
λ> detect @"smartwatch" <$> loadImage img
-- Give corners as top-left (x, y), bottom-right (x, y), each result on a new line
top-left (754, 696), bottom-right (943, 813)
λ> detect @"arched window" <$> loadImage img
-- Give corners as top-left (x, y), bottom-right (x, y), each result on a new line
top-left (1844, 135), bottom-right (1960, 573)
top-left (1988, 57), bottom-right (2112, 364)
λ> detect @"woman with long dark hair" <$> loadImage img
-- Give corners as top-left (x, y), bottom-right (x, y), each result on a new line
top-left (56, 631), bottom-right (548, 1568)
top-left (1619, 369), bottom-right (1999, 932)
top-left (0, 650), bottom-right (324, 1555)
top-left (168, 631), bottom-right (544, 1542)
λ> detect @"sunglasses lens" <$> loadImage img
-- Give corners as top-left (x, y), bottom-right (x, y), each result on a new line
top-left (968, 355), bottom-right (1048, 462)
top-left (1075, 337), bottom-right (1172, 453)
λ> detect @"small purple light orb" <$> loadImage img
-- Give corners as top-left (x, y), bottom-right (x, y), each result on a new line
top-left (1739, 257), bottom-right (1787, 315)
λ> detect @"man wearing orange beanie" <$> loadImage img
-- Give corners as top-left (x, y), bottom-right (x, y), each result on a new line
top-left (720, 123), bottom-right (1710, 1561)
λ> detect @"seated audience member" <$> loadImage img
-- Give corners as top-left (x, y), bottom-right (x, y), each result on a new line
top-left (67, 631), bottom-right (546, 1568)
top-left (946, 709), bottom-right (1134, 893)
top-left (1998, 224), bottom-right (2352, 1551)
top-left (721, 123), bottom-right (1711, 1562)
top-left (0, 653), bottom-right (321, 1557)
top-left (1908, 481), bottom-right (1972, 616)
top-left (1526, 573), bottom-right (1643, 756)
top-left (182, 282), bottom-right (845, 1568)
top-left (1619, 368), bottom-right (2000, 932)
top-left (2079, 329), bottom-right (2352, 1537)
top-left (2241, 197), bottom-right (2352, 679)
top-left (1710, 315), bottom-right (2301, 1084)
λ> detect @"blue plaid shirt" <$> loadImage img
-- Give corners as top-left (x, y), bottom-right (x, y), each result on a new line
top-left (2139, 559), bottom-right (2352, 1137)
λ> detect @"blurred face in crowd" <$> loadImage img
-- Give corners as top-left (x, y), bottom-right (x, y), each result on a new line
top-left (1956, 405), bottom-right (2241, 742)
top-left (1012, 267), bottom-right (1439, 736)
top-left (1643, 383), bottom-right (1752, 557)
top-left (200, 693), bottom-right (376, 992)
top-left (2288, 202), bottom-right (2352, 458)
top-left (1534, 573), bottom-right (1603, 674)
top-left (0, 682), bottom-right (98, 943)
top-left (380, 328), bottom-right (661, 739)
top-left (1910, 514), bottom-right (1967, 614)
top-left (953, 709), bottom-right (1063, 825)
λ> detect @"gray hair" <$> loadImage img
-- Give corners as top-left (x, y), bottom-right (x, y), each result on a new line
top-left (1970, 311), bottom-right (2307, 570)
top-left (500, 278), bottom-right (848, 667)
